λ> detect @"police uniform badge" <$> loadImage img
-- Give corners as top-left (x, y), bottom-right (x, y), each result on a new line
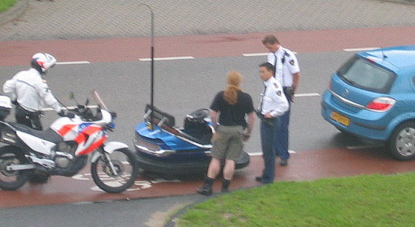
top-left (289, 60), bottom-right (295, 66)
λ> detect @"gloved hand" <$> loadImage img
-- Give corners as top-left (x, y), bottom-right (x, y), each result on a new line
top-left (58, 110), bottom-right (75, 118)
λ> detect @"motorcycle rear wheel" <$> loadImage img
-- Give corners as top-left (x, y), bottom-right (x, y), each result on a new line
top-left (91, 148), bottom-right (139, 193)
top-left (0, 146), bottom-right (30, 190)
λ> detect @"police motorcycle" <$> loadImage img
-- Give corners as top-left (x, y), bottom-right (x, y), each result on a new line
top-left (0, 91), bottom-right (139, 193)
top-left (133, 105), bottom-right (250, 176)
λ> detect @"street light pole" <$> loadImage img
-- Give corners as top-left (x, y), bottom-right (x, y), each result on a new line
top-left (139, 4), bottom-right (155, 130)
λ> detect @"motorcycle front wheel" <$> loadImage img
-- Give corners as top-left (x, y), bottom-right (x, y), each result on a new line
top-left (91, 148), bottom-right (139, 193)
top-left (0, 146), bottom-right (30, 190)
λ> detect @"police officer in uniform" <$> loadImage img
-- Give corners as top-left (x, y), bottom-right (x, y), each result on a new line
top-left (3, 53), bottom-right (73, 183)
top-left (3, 53), bottom-right (72, 131)
top-left (262, 35), bottom-right (300, 166)
top-left (256, 62), bottom-right (289, 184)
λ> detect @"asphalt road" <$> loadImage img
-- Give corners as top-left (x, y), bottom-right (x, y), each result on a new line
top-left (0, 49), bottom-right (378, 226)
top-left (0, 50), bottom-right (357, 154)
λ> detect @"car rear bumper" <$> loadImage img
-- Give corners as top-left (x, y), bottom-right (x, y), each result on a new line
top-left (321, 90), bottom-right (390, 141)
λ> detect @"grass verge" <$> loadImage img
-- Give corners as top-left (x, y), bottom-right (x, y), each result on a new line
top-left (178, 173), bottom-right (415, 226)
top-left (0, 0), bottom-right (17, 13)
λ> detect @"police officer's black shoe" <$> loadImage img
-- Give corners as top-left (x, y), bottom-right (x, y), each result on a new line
top-left (255, 176), bottom-right (273, 184)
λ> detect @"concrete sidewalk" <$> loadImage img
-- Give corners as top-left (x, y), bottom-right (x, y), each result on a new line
top-left (0, 0), bottom-right (415, 41)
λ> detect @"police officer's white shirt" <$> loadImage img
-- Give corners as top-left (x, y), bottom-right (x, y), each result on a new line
top-left (267, 47), bottom-right (300, 87)
top-left (261, 76), bottom-right (289, 118)
top-left (3, 68), bottom-right (61, 113)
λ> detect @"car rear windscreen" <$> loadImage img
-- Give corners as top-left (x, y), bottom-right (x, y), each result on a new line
top-left (337, 56), bottom-right (395, 93)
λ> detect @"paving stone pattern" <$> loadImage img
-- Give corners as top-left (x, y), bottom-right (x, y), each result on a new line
top-left (0, 0), bottom-right (414, 41)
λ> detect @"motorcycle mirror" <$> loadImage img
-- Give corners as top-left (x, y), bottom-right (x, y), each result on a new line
top-left (69, 92), bottom-right (80, 105)
top-left (85, 98), bottom-right (89, 106)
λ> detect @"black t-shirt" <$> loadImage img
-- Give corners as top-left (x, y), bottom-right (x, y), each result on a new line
top-left (210, 91), bottom-right (254, 128)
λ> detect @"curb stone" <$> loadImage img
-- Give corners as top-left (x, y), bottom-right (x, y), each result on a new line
top-left (385, 0), bottom-right (415, 4)
top-left (0, 0), bottom-right (28, 26)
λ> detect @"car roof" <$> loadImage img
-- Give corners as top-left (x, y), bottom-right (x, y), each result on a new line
top-left (357, 45), bottom-right (415, 71)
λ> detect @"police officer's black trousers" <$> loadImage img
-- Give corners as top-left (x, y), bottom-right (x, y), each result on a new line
top-left (15, 105), bottom-right (43, 131)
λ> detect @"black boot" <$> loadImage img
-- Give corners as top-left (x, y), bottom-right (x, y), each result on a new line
top-left (196, 177), bottom-right (214, 196)
top-left (28, 170), bottom-right (50, 184)
top-left (221, 179), bottom-right (231, 193)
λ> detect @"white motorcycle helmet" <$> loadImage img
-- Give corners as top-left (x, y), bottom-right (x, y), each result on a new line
top-left (31, 53), bottom-right (57, 73)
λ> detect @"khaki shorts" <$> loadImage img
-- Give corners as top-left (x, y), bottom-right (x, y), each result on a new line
top-left (211, 125), bottom-right (244, 161)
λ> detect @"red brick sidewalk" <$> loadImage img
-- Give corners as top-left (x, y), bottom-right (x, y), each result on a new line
top-left (1, 146), bottom-right (414, 208)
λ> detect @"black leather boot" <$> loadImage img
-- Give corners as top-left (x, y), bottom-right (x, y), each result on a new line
top-left (196, 177), bottom-right (214, 196)
top-left (221, 179), bottom-right (231, 193)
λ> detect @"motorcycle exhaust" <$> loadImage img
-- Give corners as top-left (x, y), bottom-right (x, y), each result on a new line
top-left (6, 164), bottom-right (36, 171)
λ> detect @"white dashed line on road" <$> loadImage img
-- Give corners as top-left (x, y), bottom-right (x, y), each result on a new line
top-left (242, 53), bottom-right (268, 57)
top-left (42, 105), bottom-right (98, 111)
top-left (139, 56), bottom-right (194, 61)
top-left (295, 93), bottom-right (320, 97)
top-left (243, 52), bottom-right (298, 57)
top-left (56, 61), bottom-right (90, 65)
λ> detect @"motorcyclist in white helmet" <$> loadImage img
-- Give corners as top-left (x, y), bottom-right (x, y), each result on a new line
top-left (3, 53), bottom-right (73, 131)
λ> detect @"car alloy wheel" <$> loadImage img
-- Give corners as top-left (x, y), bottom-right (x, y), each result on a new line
top-left (389, 122), bottom-right (415, 161)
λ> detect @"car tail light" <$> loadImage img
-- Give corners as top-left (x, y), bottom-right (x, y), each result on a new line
top-left (366, 97), bottom-right (396, 112)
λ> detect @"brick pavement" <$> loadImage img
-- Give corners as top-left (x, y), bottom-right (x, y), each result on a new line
top-left (0, 0), bottom-right (415, 41)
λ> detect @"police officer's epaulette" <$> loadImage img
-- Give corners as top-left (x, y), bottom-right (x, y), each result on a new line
top-left (281, 50), bottom-right (289, 64)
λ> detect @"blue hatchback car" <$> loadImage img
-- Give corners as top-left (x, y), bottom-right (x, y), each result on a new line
top-left (321, 45), bottom-right (415, 160)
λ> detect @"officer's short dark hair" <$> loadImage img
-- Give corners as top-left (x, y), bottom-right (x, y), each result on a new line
top-left (259, 62), bottom-right (274, 73)
top-left (262, 35), bottom-right (279, 45)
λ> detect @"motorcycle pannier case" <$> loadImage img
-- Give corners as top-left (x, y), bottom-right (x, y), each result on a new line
top-left (0, 96), bottom-right (11, 120)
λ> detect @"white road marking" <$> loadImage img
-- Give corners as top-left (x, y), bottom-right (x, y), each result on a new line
top-left (243, 53), bottom-right (268, 57)
top-left (295, 93), bottom-right (320, 97)
top-left (42, 105), bottom-right (98, 111)
top-left (71, 173), bottom-right (157, 192)
top-left (243, 52), bottom-right (298, 57)
top-left (343, 47), bottom-right (380, 52)
top-left (139, 56), bottom-right (194, 61)
top-left (56, 61), bottom-right (90, 65)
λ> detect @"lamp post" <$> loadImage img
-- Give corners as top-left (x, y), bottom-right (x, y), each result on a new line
top-left (139, 4), bottom-right (155, 130)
